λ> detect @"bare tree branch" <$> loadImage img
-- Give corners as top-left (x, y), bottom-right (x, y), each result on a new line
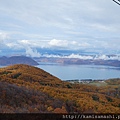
top-left (113, 0), bottom-right (120, 5)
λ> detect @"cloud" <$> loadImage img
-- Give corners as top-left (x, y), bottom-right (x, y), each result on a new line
top-left (18, 39), bottom-right (83, 50)
top-left (40, 53), bottom-right (120, 61)
top-left (25, 47), bottom-right (41, 57)
top-left (48, 39), bottom-right (91, 50)
top-left (3, 37), bottom-right (118, 55)
top-left (17, 40), bottom-right (41, 57)
top-left (1, 0), bottom-right (120, 32)
top-left (0, 32), bottom-right (9, 40)
top-left (0, 0), bottom-right (120, 55)
top-left (19, 40), bottom-right (31, 46)
top-left (48, 39), bottom-right (68, 48)
top-left (0, 32), bottom-right (9, 49)
top-left (64, 54), bottom-right (93, 59)
top-left (6, 42), bottom-right (22, 50)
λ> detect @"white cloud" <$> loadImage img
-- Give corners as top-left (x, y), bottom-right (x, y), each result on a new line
top-left (18, 39), bottom-right (48, 49)
top-left (17, 39), bottom-right (41, 57)
top-left (0, 0), bottom-right (120, 55)
top-left (0, 32), bottom-right (9, 40)
top-left (42, 53), bottom-right (120, 61)
top-left (20, 40), bottom-right (29, 44)
top-left (48, 39), bottom-right (91, 50)
top-left (0, 32), bottom-right (9, 49)
top-left (48, 39), bottom-right (68, 48)
top-left (25, 47), bottom-right (41, 57)
top-left (6, 43), bottom-right (18, 48)
top-left (64, 54), bottom-right (93, 59)
top-left (94, 54), bottom-right (120, 61)
top-left (1, 0), bottom-right (119, 32)
top-left (17, 39), bottom-right (77, 50)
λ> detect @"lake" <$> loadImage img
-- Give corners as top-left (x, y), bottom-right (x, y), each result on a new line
top-left (37, 62), bottom-right (120, 80)
top-left (0, 63), bottom-right (120, 80)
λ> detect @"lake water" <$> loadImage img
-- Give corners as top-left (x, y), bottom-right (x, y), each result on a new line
top-left (0, 63), bottom-right (120, 80)
top-left (36, 62), bottom-right (120, 80)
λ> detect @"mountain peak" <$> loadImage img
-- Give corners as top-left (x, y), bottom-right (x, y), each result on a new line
top-left (0, 56), bottom-right (39, 66)
top-left (1, 64), bottom-right (61, 84)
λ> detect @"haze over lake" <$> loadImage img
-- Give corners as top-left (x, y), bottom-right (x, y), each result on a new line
top-left (37, 62), bottom-right (120, 80)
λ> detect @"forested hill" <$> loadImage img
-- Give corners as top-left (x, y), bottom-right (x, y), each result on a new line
top-left (0, 64), bottom-right (120, 113)
top-left (0, 56), bottom-right (39, 66)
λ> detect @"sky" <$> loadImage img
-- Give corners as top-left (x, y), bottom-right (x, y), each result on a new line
top-left (0, 0), bottom-right (120, 57)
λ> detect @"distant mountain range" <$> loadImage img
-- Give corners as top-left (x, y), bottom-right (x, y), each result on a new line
top-left (0, 56), bottom-right (39, 66)
top-left (0, 54), bottom-right (120, 67)
top-left (35, 56), bottom-right (120, 67)
top-left (63, 59), bottom-right (120, 67)
top-left (33, 53), bottom-right (120, 67)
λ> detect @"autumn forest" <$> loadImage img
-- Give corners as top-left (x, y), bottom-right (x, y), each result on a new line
top-left (0, 64), bottom-right (120, 113)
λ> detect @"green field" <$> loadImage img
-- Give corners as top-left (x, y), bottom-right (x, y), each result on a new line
top-left (88, 81), bottom-right (108, 87)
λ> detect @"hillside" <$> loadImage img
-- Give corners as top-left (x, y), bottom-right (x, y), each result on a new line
top-left (0, 64), bottom-right (120, 114)
top-left (0, 56), bottom-right (39, 66)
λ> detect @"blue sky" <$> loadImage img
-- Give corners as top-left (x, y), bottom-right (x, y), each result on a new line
top-left (0, 0), bottom-right (120, 57)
